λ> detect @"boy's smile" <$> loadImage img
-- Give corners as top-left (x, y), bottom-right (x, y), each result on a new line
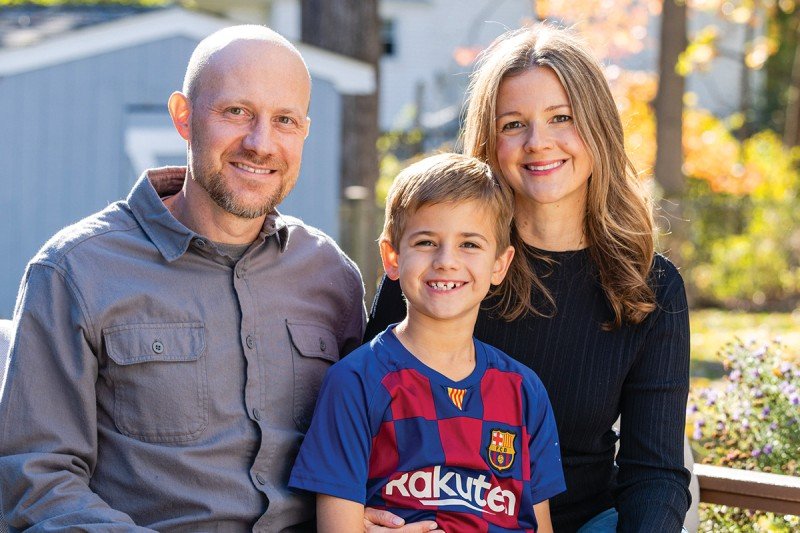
top-left (381, 200), bottom-right (514, 328)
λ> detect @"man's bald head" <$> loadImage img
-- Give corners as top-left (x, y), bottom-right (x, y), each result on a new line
top-left (183, 25), bottom-right (310, 103)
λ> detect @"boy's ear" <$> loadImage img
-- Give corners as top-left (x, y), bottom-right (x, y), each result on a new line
top-left (490, 245), bottom-right (515, 286)
top-left (379, 239), bottom-right (400, 281)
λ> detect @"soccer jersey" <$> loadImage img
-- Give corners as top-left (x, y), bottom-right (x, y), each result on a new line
top-left (289, 326), bottom-right (565, 532)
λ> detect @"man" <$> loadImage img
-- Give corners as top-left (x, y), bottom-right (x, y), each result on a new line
top-left (0, 26), bottom-right (366, 530)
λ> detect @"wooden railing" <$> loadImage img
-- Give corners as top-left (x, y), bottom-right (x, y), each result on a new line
top-left (695, 464), bottom-right (800, 515)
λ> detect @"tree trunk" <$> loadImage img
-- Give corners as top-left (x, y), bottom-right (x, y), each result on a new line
top-left (654, 0), bottom-right (688, 267)
top-left (783, 17), bottom-right (800, 147)
top-left (301, 0), bottom-right (381, 303)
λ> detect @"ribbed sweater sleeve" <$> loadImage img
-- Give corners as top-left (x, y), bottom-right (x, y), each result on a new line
top-left (614, 269), bottom-right (691, 532)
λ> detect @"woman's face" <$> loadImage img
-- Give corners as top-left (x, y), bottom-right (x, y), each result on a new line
top-left (495, 66), bottom-right (592, 214)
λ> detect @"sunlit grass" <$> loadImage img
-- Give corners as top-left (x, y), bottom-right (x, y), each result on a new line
top-left (690, 308), bottom-right (800, 385)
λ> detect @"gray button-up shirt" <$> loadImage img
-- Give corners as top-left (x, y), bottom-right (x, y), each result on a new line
top-left (0, 168), bottom-right (365, 531)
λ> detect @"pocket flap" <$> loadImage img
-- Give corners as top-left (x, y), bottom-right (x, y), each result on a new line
top-left (104, 322), bottom-right (205, 365)
top-left (286, 320), bottom-right (339, 363)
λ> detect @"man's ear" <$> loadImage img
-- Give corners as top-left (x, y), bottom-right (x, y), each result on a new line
top-left (168, 91), bottom-right (191, 141)
top-left (379, 239), bottom-right (400, 281)
top-left (490, 245), bottom-right (515, 286)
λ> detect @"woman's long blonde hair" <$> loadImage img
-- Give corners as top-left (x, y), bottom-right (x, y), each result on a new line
top-left (462, 24), bottom-right (656, 328)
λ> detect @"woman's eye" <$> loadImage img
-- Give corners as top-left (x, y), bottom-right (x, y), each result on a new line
top-left (552, 114), bottom-right (572, 124)
top-left (501, 120), bottom-right (524, 131)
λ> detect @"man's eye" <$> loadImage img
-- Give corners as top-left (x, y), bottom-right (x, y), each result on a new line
top-left (277, 116), bottom-right (297, 125)
top-left (227, 107), bottom-right (245, 116)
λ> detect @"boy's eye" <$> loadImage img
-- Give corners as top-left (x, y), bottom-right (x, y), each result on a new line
top-left (461, 241), bottom-right (481, 249)
top-left (413, 239), bottom-right (436, 247)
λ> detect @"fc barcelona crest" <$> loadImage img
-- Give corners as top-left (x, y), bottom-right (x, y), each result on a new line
top-left (487, 429), bottom-right (516, 471)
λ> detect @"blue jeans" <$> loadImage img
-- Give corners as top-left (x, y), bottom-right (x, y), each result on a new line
top-left (577, 508), bottom-right (690, 533)
top-left (576, 508), bottom-right (617, 533)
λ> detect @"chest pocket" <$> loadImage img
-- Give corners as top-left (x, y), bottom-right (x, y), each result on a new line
top-left (104, 322), bottom-right (208, 443)
top-left (287, 320), bottom-right (339, 432)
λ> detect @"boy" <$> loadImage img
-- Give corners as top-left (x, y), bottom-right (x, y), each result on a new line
top-left (289, 153), bottom-right (565, 532)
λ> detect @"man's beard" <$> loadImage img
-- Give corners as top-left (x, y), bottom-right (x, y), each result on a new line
top-left (202, 170), bottom-right (282, 219)
top-left (194, 155), bottom-right (291, 219)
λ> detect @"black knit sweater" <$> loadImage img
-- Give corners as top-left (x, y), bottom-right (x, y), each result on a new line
top-left (365, 247), bottom-right (691, 532)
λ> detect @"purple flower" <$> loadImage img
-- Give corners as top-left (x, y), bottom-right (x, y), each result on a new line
top-left (761, 406), bottom-right (771, 417)
top-left (729, 369), bottom-right (742, 382)
top-left (716, 421), bottom-right (725, 431)
top-left (770, 422), bottom-right (778, 431)
top-left (754, 347), bottom-right (767, 360)
top-left (752, 448), bottom-right (762, 458)
top-left (751, 368), bottom-right (762, 379)
top-left (742, 418), bottom-right (751, 429)
top-left (790, 393), bottom-right (799, 406)
top-left (763, 444), bottom-right (774, 455)
top-left (688, 404), bottom-right (698, 414)
top-left (780, 362), bottom-right (792, 374)
top-left (753, 388), bottom-right (764, 399)
top-left (693, 427), bottom-right (702, 440)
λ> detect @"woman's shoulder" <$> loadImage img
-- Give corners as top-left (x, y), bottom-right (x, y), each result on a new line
top-left (649, 253), bottom-right (686, 304)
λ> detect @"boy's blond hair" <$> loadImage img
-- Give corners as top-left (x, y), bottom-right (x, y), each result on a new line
top-left (381, 153), bottom-right (513, 257)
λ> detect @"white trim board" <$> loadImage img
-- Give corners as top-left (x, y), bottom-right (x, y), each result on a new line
top-left (0, 7), bottom-right (375, 95)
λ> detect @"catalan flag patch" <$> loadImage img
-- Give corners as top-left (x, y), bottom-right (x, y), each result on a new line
top-left (446, 387), bottom-right (467, 410)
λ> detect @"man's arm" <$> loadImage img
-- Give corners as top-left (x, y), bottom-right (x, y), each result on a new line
top-left (614, 276), bottom-right (691, 531)
top-left (363, 508), bottom-right (441, 533)
top-left (0, 263), bottom-right (146, 529)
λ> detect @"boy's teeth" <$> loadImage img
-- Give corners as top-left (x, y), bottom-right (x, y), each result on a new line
top-left (428, 281), bottom-right (463, 290)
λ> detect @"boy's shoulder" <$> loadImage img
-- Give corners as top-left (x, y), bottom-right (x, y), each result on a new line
top-left (477, 338), bottom-right (547, 391)
top-left (330, 328), bottom-right (398, 383)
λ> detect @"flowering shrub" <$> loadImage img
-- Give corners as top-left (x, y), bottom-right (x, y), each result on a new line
top-left (688, 339), bottom-right (800, 531)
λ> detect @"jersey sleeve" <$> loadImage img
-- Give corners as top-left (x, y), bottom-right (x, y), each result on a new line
top-left (525, 373), bottom-right (567, 504)
top-left (289, 358), bottom-right (374, 504)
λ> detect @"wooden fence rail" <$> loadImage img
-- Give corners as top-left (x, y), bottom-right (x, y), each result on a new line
top-left (695, 464), bottom-right (800, 515)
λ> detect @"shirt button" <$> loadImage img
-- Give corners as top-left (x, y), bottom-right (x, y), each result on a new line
top-left (252, 408), bottom-right (262, 421)
top-left (195, 238), bottom-right (206, 247)
top-left (255, 472), bottom-right (266, 485)
top-left (152, 340), bottom-right (164, 354)
top-left (246, 335), bottom-right (255, 349)
top-left (319, 338), bottom-right (326, 352)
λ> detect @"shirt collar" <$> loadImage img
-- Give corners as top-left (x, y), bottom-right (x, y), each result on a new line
top-left (127, 166), bottom-right (289, 262)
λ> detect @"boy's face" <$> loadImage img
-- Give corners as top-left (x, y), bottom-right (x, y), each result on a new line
top-left (381, 200), bottom-right (514, 326)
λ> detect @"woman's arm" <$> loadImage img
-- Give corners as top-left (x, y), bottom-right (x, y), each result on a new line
top-left (533, 500), bottom-right (553, 533)
top-left (318, 494), bottom-right (365, 533)
top-left (615, 268), bottom-right (691, 531)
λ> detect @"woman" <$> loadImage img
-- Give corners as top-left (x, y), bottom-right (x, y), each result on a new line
top-left (366, 24), bottom-right (691, 532)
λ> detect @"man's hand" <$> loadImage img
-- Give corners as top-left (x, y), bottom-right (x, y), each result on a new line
top-left (364, 507), bottom-right (443, 532)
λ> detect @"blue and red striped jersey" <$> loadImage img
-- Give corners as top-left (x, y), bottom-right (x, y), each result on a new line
top-left (290, 326), bottom-right (565, 532)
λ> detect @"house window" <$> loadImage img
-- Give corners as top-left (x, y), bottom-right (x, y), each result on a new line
top-left (381, 18), bottom-right (396, 56)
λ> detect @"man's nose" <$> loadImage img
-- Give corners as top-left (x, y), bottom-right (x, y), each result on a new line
top-left (242, 118), bottom-right (275, 156)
